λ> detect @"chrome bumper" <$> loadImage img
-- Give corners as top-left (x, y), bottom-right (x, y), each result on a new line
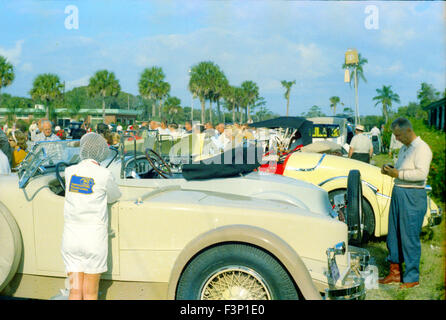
top-left (325, 277), bottom-right (365, 300)
top-left (324, 244), bottom-right (377, 300)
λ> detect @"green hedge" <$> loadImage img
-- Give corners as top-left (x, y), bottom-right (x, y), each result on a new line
top-left (384, 117), bottom-right (445, 200)
top-left (413, 120), bottom-right (445, 201)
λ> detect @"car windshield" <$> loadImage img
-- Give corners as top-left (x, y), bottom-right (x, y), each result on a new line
top-left (26, 140), bottom-right (81, 168)
top-left (120, 128), bottom-right (218, 165)
top-left (18, 140), bottom-right (82, 188)
top-left (312, 124), bottom-right (341, 138)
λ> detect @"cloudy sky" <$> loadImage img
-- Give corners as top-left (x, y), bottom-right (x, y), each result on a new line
top-left (0, 0), bottom-right (444, 117)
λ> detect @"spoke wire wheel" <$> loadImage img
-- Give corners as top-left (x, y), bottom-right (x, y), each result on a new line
top-left (176, 244), bottom-right (299, 300)
top-left (200, 266), bottom-right (272, 300)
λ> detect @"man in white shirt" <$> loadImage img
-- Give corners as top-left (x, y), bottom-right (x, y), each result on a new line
top-left (379, 117), bottom-right (432, 289)
top-left (370, 125), bottom-right (381, 154)
top-left (370, 125), bottom-right (380, 137)
top-left (348, 124), bottom-right (373, 163)
top-left (34, 120), bottom-right (60, 142)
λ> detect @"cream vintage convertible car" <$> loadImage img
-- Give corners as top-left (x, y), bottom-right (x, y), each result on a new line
top-left (251, 117), bottom-right (442, 245)
top-left (0, 133), bottom-right (375, 300)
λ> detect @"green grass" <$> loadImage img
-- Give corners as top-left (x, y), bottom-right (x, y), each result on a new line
top-left (363, 154), bottom-right (445, 300)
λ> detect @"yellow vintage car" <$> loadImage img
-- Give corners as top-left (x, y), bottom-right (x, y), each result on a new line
top-left (251, 117), bottom-right (442, 244)
top-left (0, 136), bottom-right (376, 300)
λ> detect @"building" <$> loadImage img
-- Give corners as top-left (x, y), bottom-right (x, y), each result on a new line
top-left (0, 107), bottom-right (142, 126)
top-left (426, 97), bottom-right (445, 132)
top-left (74, 108), bottom-right (143, 126)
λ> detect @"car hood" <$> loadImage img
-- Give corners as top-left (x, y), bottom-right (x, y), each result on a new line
top-left (166, 171), bottom-right (334, 217)
top-left (136, 186), bottom-right (336, 223)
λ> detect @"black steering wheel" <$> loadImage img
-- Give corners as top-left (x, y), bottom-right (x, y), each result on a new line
top-left (55, 161), bottom-right (71, 192)
top-left (145, 148), bottom-right (172, 179)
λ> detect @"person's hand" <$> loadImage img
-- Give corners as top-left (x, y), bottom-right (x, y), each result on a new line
top-left (382, 164), bottom-right (398, 178)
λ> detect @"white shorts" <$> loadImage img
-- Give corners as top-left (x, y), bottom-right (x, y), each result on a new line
top-left (61, 223), bottom-right (108, 274)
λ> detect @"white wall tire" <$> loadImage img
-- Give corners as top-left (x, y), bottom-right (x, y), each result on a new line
top-left (0, 203), bottom-right (22, 293)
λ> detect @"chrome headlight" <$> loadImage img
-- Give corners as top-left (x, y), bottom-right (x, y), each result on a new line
top-left (327, 241), bottom-right (346, 256)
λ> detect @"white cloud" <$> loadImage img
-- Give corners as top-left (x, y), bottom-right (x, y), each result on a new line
top-left (65, 75), bottom-right (90, 90)
top-left (379, 28), bottom-right (417, 47)
top-left (369, 61), bottom-right (404, 76)
top-left (0, 40), bottom-right (24, 65)
top-left (407, 68), bottom-right (445, 89)
top-left (130, 28), bottom-right (335, 93)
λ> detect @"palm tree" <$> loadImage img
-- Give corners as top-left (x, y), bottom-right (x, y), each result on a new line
top-left (209, 70), bottom-right (229, 124)
top-left (156, 81), bottom-right (171, 119)
top-left (235, 86), bottom-right (247, 123)
top-left (29, 73), bottom-right (64, 119)
top-left (373, 85), bottom-right (400, 124)
top-left (189, 61), bottom-right (219, 124)
top-left (0, 55), bottom-right (15, 107)
top-left (329, 96), bottom-right (344, 116)
top-left (163, 96), bottom-right (182, 123)
top-left (139, 67), bottom-right (164, 119)
top-left (342, 53), bottom-right (368, 124)
top-left (222, 85), bottom-right (237, 123)
top-left (241, 80), bottom-right (259, 123)
top-left (280, 80), bottom-right (296, 116)
top-left (88, 70), bottom-right (121, 120)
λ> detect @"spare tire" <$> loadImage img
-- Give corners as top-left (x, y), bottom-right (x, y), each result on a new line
top-left (0, 203), bottom-right (22, 293)
top-left (346, 170), bottom-right (363, 246)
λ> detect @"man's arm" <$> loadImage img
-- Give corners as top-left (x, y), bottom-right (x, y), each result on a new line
top-left (348, 146), bottom-right (354, 158)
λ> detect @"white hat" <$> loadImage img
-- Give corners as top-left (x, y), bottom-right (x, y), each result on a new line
top-left (355, 124), bottom-right (365, 132)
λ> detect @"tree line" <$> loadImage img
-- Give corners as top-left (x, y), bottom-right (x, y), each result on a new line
top-left (0, 56), bottom-right (281, 124)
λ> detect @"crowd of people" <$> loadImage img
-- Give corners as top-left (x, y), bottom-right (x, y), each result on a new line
top-left (1, 118), bottom-right (62, 173)
top-left (0, 118), bottom-right (261, 174)
top-left (1, 115), bottom-right (409, 174)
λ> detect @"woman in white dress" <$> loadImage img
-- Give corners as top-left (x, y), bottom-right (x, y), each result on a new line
top-left (61, 133), bottom-right (121, 300)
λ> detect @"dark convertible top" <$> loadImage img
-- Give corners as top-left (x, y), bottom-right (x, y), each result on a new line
top-left (182, 144), bottom-right (263, 181)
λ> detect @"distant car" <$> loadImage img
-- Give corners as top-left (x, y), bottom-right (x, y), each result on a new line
top-left (0, 134), bottom-right (375, 300)
top-left (66, 121), bottom-right (84, 138)
top-left (308, 116), bottom-right (350, 153)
